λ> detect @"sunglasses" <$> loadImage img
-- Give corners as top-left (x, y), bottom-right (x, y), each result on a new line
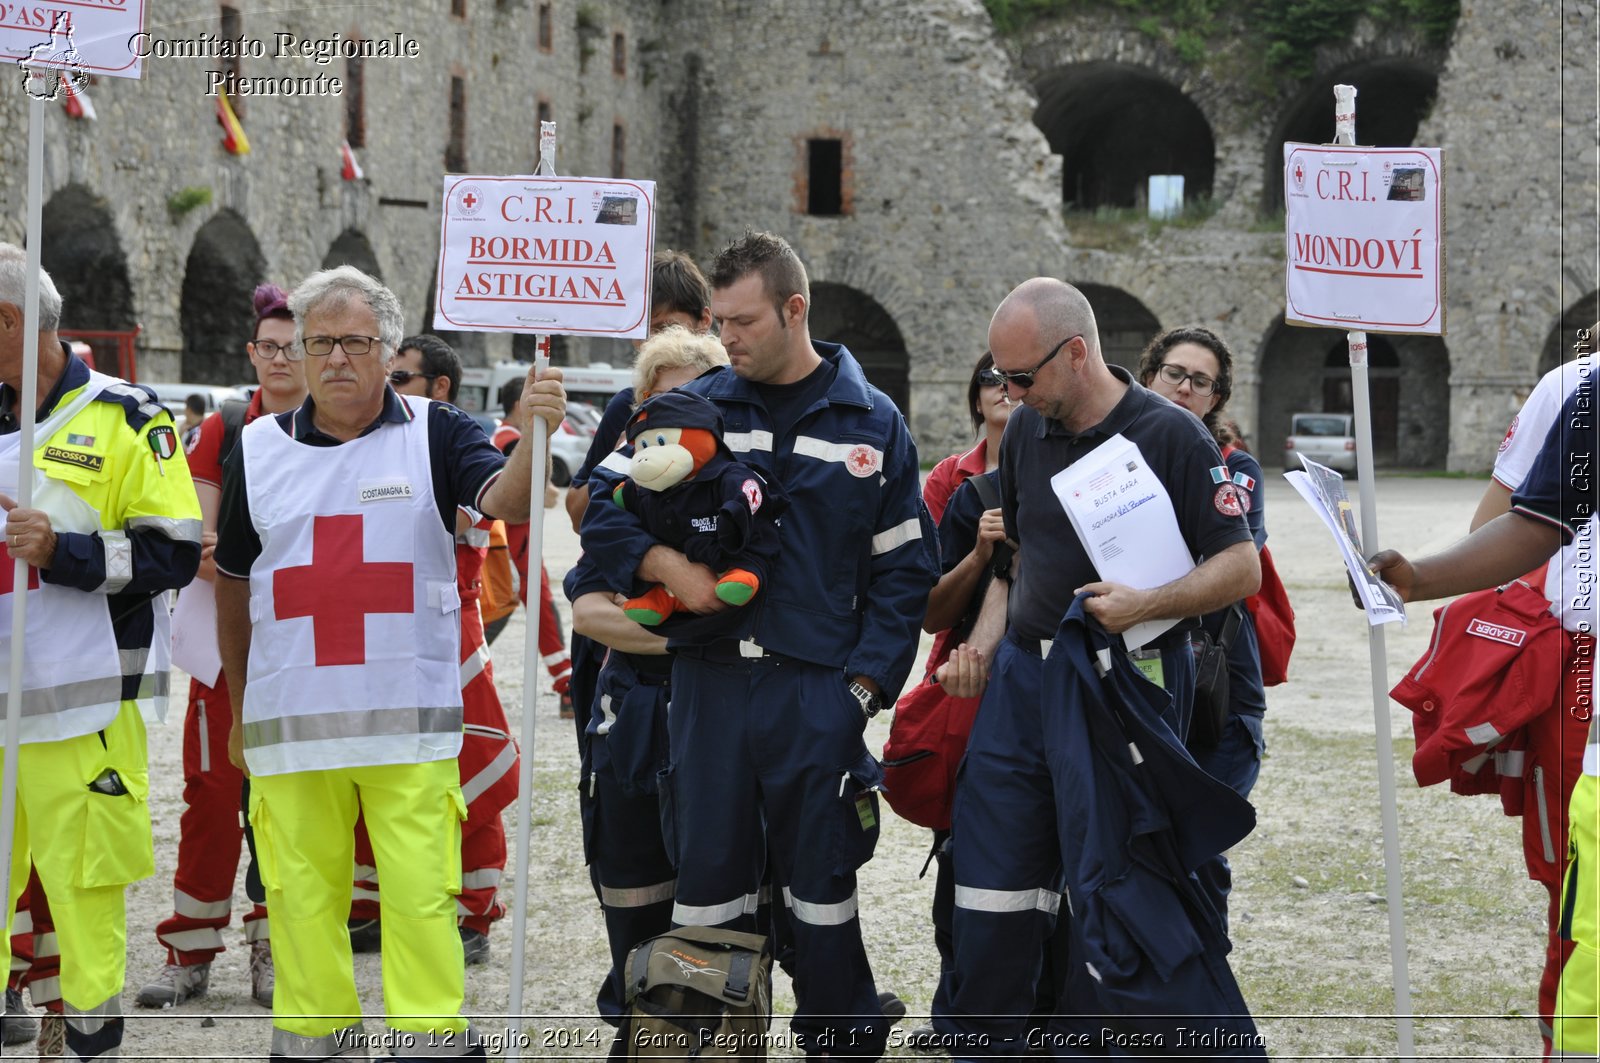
top-left (992, 335), bottom-right (1079, 390)
top-left (389, 369), bottom-right (439, 386)
top-left (977, 367), bottom-right (1006, 388)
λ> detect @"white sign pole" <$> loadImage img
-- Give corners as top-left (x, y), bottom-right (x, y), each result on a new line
top-left (0, 83), bottom-right (47, 941)
top-left (1333, 82), bottom-right (1415, 1056)
top-left (504, 121), bottom-right (559, 1062)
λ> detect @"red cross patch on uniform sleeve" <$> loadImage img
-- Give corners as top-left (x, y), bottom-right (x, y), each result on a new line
top-left (742, 478), bottom-right (763, 513)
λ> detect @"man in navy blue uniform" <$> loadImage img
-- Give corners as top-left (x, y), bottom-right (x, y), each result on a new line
top-left (932, 278), bottom-right (1260, 1058)
top-left (580, 231), bottom-right (938, 1060)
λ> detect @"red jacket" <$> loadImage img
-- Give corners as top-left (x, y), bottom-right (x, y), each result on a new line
top-left (1394, 566), bottom-right (1592, 885)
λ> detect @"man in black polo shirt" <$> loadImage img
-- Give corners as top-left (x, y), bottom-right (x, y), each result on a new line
top-left (933, 278), bottom-right (1259, 1058)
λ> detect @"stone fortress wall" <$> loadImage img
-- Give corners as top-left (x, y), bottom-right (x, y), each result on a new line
top-left (0, 0), bottom-right (1589, 470)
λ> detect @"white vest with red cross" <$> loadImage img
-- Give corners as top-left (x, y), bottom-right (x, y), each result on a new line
top-left (240, 395), bottom-right (463, 776)
top-left (0, 377), bottom-right (125, 743)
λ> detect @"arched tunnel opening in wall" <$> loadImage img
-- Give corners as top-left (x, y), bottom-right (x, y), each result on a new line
top-left (1257, 319), bottom-right (1449, 468)
top-left (809, 282), bottom-right (910, 416)
top-left (1540, 290), bottom-right (1599, 378)
top-left (323, 228), bottom-right (383, 280)
top-left (1034, 62), bottom-right (1215, 211)
top-left (1264, 59), bottom-right (1440, 213)
top-left (180, 211), bottom-right (266, 384)
top-left (41, 185), bottom-right (136, 333)
top-left (1077, 284), bottom-right (1161, 373)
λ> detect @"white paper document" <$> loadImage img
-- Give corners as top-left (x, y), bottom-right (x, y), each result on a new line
top-left (1052, 434), bottom-right (1195, 651)
top-left (170, 577), bottom-right (222, 687)
top-left (1285, 454), bottom-right (1406, 627)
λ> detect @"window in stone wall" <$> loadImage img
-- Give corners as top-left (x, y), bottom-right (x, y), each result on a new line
top-left (537, 99), bottom-right (552, 136)
top-left (451, 0), bottom-right (467, 18)
top-left (219, 5), bottom-right (243, 115)
top-left (345, 49), bottom-right (366, 148)
top-left (612, 122), bottom-right (626, 178)
top-left (612, 33), bottom-right (626, 76)
top-left (806, 139), bottom-right (844, 216)
top-left (447, 76), bottom-right (468, 172)
top-left (538, 4), bottom-right (553, 51)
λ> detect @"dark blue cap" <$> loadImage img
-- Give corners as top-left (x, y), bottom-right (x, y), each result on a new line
top-left (626, 390), bottom-right (725, 442)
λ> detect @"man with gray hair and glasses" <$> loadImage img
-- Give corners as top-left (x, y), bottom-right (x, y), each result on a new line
top-left (213, 266), bottom-right (565, 1060)
top-left (0, 242), bottom-right (202, 1060)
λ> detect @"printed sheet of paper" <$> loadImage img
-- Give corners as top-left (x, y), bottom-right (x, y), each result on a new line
top-left (1285, 454), bottom-right (1406, 626)
top-left (1051, 433), bottom-right (1195, 651)
top-left (170, 577), bottom-right (223, 687)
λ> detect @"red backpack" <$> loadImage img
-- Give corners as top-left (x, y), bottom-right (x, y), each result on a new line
top-left (1247, 546), bottom-right (1295, 686)
top-left (1220, 445), bottom-right (1296, 686)
top-left (882, 475), bottom-right (1000, 831)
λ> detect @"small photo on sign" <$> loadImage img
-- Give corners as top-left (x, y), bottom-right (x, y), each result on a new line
top-left (1387, 167), bottom-right (1425, 202)
top-left (595, 196), bottom-right (639, 225)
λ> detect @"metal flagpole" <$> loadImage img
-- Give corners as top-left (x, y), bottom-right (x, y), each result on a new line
top-left (0, 81), bottom-right (47, 940)
top-left (505, 120), bottom-right (560, 1061)
top-left (1333, 82), bottom-right (1415, 1056)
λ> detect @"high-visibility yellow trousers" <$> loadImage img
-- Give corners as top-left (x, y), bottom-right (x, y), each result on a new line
top-left (250, 758), bottom-right (471, 1057)
top-left (1556, 769), bottom-right (1600, 1056)
top-left (1, 701), bottom-right (153, 1058)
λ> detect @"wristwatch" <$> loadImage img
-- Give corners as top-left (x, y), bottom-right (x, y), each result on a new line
top-left (849, 680), bottom-right (884, 719)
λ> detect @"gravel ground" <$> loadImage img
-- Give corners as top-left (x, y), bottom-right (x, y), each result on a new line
top-left (7, 474), bottom-right (1555, 1060)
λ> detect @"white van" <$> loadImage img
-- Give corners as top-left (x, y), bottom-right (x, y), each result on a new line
top-left (457, 362), bottom-right (633, 423)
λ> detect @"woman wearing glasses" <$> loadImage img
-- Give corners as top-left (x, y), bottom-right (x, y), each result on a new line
top-left (1137, 325), bottom-right (1267, 930)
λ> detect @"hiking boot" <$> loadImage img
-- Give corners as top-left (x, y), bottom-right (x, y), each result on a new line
top-left (135, 962), bottom-right (210, 1008)
top-left (461, 927), bottom-right (491, 967)
top-left (37, 1012), bottom-right (65, 1059)
top-left (558, 690), bottom-right (575, 719)
top-left (877, 990), bottom-right (907, 1026)
top-left (2, 986), bottom-right (38, 1045)
top-left (348, 917), bottom-right (383, 953)
top-left (249, 940), bottom-right (274, 1008)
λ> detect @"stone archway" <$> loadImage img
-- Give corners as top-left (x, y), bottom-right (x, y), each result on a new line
top-left (1263, 58), bottom-right (1440, 213)
top-left (1034, 62), bottom-right (1215, 210)
top-left (322, 228), bottom-right (383, 280)
top-left (809, 282), bottom-right (910, 415)
top-left (1539, 290), bottom-right (1599, 377)
top-left (1076, 284), bottom-right (1160, 373)
top-left (179, 211), bottom-right (266, 384)
top-left (1258, 318), bottom-right (1449, 468)
top-left (40, 185), bottom-right (135, 333)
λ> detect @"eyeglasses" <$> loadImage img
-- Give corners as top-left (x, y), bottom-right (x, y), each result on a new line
top-left (976, 367), bottom-right (1006, 388)
top-left (252, 340), bottom-right (301, 362)
top-left (389, 369), bottom-right (440, 387)
top-left (1156, 363), bottom-right (1219, 397)
top-left (302, 335), bottom-right (383, 358)
top-left (993, 334), bottom-right (1078, 391)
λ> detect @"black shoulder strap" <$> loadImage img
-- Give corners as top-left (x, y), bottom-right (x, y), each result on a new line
top-left (968, 473), bottom-right (1000, 512)
top-left (218, 398), bottom-right (250, 463)
top-left (723, 949), bottom-right (753, 1003)
top-left (1217, 602), bottom-right (1245, 650)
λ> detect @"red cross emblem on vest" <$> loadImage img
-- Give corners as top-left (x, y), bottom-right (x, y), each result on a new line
top-left (0, 546), bottom-right (39, 596)
top-left (273, 514), bottom-right (413, 667)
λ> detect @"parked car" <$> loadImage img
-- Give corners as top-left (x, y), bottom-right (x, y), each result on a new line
top-left (143, 382), bottom-right (253, 420)
top-left (549, 418), bottom-right (592, 488)
top-left (1285, 411), bottom-right (1357, 472)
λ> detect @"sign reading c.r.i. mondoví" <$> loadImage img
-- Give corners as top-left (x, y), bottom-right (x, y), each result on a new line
top-left (436, 175), bottom-right (655, 339)
top-left (0, 1), bottom-right (147, 79)
top-left (1283, 144), bottom-right (1444, 335)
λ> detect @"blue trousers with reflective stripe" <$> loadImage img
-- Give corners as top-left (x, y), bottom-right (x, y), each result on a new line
top-left (579, 655), bottom-right (676, 1024)
top-left (667, 652), bottom-right (889, 1059)
top-left (939, 636), bottom-right (1196, 1060)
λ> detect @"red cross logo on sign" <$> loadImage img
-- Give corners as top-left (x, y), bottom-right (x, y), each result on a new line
top-left (1293, 163), bottom-right (1305, 188)
top-left (462, 192), bottom-right (478, 210)
top-left (0, 545), bottom-right (39, 596)
top-left (273, 514), bottom-right (414, 667)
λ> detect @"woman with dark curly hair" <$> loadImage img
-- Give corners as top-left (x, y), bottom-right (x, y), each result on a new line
top-left (1137, 325), bottom-right (1267, 930)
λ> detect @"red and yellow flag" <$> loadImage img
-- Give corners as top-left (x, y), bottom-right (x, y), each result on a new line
top-left (216, 90), bottom-right (250, 155)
